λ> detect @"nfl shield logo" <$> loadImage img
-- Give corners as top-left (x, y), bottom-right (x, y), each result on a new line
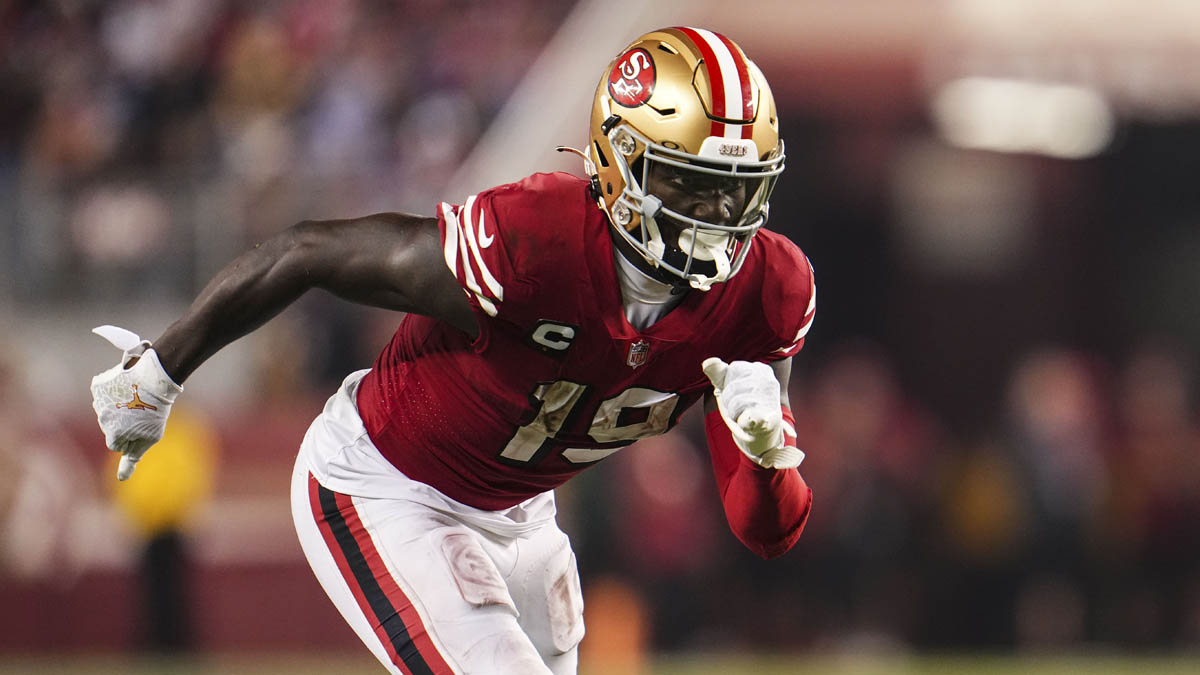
top-left (626, 339), bottom-right (650, 369)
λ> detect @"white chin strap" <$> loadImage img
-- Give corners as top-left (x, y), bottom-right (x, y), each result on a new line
top-left (643, 198), bottom-right (667, 261)
top-left (678, 228), bottom-right (732, 277)
top-left (644, 218), bottom-right (732, 291)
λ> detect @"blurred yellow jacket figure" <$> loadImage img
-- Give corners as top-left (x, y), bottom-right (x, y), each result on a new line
top-left (110, 406), bottom-right (217, 539)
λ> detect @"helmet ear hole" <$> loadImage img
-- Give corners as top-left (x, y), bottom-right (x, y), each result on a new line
top-left (592, 142), bottom-right (609, 168)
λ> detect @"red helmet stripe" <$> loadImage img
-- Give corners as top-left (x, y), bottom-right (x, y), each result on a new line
top-left (713, 31), bottom-right (754, 140)
top-left (678, 27), bottom-right (753, 140)
top-left (676, 26), bottom-right (727, 137)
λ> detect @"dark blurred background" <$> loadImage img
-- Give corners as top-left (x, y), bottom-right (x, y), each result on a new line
top-left (1, 0), bottom-right (1197, 669)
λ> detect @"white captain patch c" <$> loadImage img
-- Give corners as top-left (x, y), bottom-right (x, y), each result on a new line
top-left (529, 320), bottom-right (578, 353)
top-left (438, 531), bottom-right (515, 612)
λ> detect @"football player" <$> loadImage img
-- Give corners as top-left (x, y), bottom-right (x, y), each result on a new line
top-left (91, 27), bottom-right (816, 674)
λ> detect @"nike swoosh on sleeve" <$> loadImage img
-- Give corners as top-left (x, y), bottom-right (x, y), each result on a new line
top-left (478, 212), bottom-right (495, 248)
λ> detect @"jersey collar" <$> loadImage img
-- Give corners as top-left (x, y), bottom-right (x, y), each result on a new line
top-left (587, 216), bottom-right (730, 344)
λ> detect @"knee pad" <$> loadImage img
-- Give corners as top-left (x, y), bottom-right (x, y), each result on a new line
top-left (544, 540), bottom-right (585, 653)
top-left (437, 530), bottom-right (517, 614)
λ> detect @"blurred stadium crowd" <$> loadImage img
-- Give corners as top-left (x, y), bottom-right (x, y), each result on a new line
top-left (1, 0), bottom-right (1198, 662)
top-left (574, 340), bottom-right (1200, 653)
top-left (0, 0), bottom-right (570, 306)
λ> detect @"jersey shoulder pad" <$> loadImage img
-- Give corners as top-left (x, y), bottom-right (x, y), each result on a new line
top-left (438, 172), bottom-right (592, 319)
top-left (754, 229), bottom-right (816, 359)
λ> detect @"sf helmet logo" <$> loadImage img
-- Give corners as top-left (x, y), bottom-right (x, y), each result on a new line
top-left (608, 48), bottom-right (655, 107)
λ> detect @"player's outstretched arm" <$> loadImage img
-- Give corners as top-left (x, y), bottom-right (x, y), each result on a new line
top-left (154, 213), bottom-right (474, 383)
top-left (702, 357), bottom-right (813, 559)
top-left (90, 213), bottom-right (472, 480)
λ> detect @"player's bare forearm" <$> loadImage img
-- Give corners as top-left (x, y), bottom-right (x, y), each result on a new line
top-left (149, 230), bottom-right (313, 383)
top-left (151, 214), bottom-right (474, 383)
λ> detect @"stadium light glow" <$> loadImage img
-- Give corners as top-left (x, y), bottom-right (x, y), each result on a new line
top-left (932, 77), bottom-right (1116, 159)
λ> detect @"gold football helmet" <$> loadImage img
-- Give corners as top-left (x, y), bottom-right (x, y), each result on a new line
top-left (586, 27), bottom-right (785, 290)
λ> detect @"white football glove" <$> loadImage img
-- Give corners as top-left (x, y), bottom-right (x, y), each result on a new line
top-left (90, 325), bottom-right (182, 481)
top-left (702, 357), bottom-right (805, 470)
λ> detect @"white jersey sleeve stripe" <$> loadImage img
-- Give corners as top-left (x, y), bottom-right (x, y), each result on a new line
top-left (475, 292), bottom-right (499, 317)
top-left (804, 258), bottom-right (817, 318)
top-left (442, 199), bottom-right (499, 317)
top-left (461, 196), bottom-right (504, 301)
top-left (459, 233), bottom-right (499, 317)
top-left (794, 260), bottom-right (817, 340)
top-left (795, 316), bottom-right (814, 340)
top-left (439, 202), bottom-right (460, 277)
top-left (456, 217), bottom-right (492, 314)
top-left (773, 257), bottom-right (816, 353)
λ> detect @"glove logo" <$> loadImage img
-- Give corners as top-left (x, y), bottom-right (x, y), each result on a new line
top-left (115, 384), bottom-right (158, 411)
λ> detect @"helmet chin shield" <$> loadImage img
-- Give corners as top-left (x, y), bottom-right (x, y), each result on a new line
top-left (642, 200), bottom-right (733, 290)
top-left (605, 123), bottom-right (784, 290)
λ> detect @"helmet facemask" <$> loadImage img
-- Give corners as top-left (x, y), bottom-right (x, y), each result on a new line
top-left (603, 122), bottom-right (784, 290)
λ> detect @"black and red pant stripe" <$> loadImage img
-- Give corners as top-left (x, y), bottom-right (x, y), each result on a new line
top-left (309, 476), bottom-right (452, 675)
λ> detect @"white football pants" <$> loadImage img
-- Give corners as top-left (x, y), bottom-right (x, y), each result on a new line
top-left (289, 373), bottom-right (584, 674)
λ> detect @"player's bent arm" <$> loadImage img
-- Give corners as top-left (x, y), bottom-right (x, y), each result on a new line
top-left (153, 214), bottom-right (474, 383)
top-left (703, 357), bottom-right (813, 559)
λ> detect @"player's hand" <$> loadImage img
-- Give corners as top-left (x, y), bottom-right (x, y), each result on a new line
top-left (702, 357), bottom-right (804, 469)
top-left (90, 325), bottom-right (182, 481)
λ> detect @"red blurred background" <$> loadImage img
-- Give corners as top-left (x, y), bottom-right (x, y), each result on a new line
top-left (1, 0), bottom-right (1197, 663)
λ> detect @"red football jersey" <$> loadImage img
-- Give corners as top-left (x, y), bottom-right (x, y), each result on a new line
top-left (356, 172), bottom-right (815, 510)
